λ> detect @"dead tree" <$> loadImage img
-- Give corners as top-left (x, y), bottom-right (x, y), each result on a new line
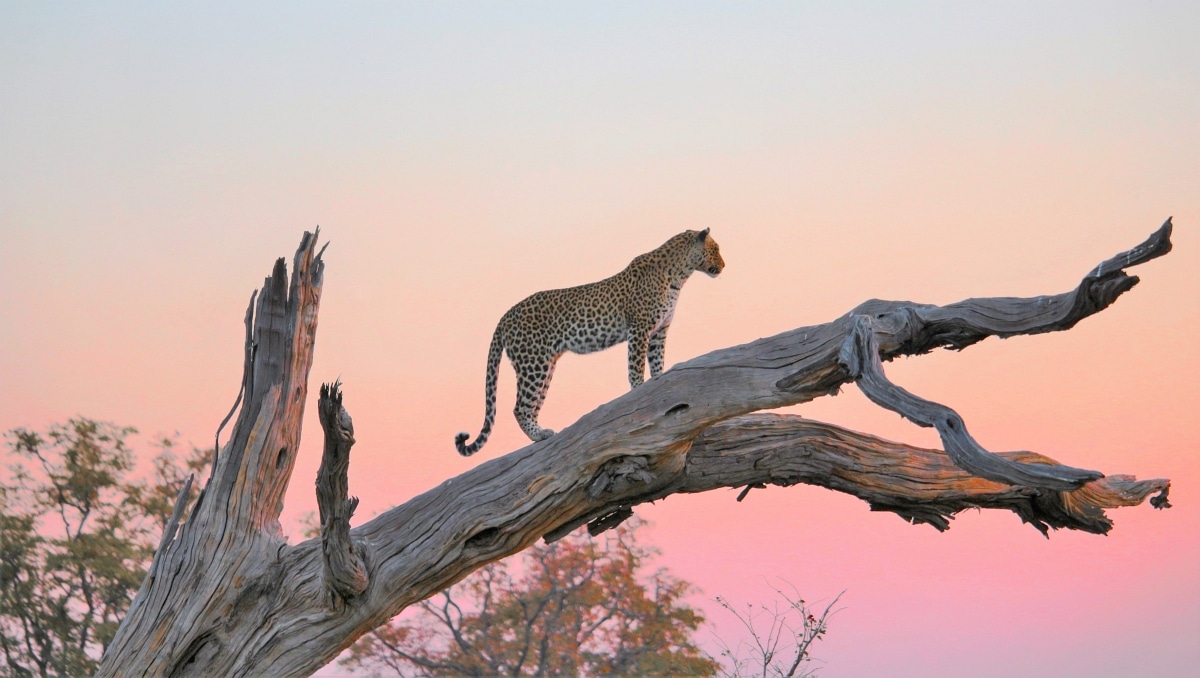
top-left (98, 221), bottom-right (1174, 677)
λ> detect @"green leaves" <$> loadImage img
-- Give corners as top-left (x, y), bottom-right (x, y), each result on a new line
top-left (0, 418), bottom-right (207, 678)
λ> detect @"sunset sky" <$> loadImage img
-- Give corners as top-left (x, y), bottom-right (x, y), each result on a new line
top-left (2, 2), bottom-right (1197, 676)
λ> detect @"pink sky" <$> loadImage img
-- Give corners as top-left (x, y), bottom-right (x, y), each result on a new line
top-left (2, 3), bottom-right (1197, 676)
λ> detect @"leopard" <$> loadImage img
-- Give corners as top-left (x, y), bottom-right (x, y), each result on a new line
top-left (455, 228), bottom-right (725, 456)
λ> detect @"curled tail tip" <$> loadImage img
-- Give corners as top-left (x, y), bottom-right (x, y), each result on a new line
top-left (455, 431), bottom-right (476, 456)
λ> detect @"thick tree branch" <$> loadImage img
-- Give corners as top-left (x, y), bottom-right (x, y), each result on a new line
top-left (101, 221), bottom-right (1174, 677)
top-left (679, 414), bottom-right (1169, 536)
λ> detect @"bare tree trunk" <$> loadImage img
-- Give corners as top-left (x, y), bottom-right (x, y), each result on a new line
top-left (98, 220), bottom-right (1174, 677)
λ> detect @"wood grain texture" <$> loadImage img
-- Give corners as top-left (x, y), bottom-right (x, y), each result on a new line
top-left (99, 220), bottom-right (1173, 677)
top-left (316, 382), bottom-right (368, 604)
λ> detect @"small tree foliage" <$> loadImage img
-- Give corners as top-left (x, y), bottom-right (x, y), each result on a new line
top-left (0, 418), bottom-right (206, 678)
top-left (342, 519), bottom-right (719, 677)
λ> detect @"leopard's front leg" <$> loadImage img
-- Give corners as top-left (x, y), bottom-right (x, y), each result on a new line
top-left (648, 323), bottom-right (670, 378)
top-left (627, 320), bottom-right (653, 388)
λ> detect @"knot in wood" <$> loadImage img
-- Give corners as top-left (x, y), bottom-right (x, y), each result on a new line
top-left (837, 315), bottom-right (875, 378)
top-left (589, 456), bottom-right (654, 499)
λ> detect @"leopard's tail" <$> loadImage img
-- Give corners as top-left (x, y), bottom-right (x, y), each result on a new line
top-left (455, 324), bottom-right (504, 456)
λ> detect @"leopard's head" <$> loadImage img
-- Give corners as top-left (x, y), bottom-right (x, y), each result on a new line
top-left (693, 228), bottom-right (725, 277)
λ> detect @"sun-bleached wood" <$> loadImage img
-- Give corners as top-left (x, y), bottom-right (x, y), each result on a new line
top-left (98, 220), bottom-right (1173, 677)
top-left (316, 381), bottom-right (368, 604)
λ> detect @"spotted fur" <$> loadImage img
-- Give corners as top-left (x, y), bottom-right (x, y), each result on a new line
top-left (455, 229), bottom-right (725, 456)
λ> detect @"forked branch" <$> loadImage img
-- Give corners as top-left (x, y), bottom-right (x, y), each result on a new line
top-left (840, 315), bottom-right (1101, 490)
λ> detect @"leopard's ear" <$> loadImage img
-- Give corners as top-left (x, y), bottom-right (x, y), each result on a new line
top-left (696, 228), bottom-right (710, 241)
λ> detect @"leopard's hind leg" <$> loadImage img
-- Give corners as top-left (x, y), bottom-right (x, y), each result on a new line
top-left (513, 352), bottom-right (560, 442)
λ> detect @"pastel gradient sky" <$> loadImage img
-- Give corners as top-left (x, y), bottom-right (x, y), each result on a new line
top-left (2, 3), bottom-right (1197, 676)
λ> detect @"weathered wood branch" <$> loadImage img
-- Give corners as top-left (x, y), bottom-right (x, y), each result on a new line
top-left (316, 381), bottom-right (369, 604)
top-left (100, 230), bottom-right (326, 677)
top-left (840, 314), bottom-right (1102, 490)
top-left (681, 414), bottom-right (1169, 536)
top-left (100, 220), bottom-right (1173, 677)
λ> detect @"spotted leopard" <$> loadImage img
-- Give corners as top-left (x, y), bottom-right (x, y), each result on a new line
top-left (455, 229), bottom-right (725, 456)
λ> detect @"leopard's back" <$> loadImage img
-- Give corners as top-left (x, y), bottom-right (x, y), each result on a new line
top-left (501, 279), bottom-right (631, 357)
